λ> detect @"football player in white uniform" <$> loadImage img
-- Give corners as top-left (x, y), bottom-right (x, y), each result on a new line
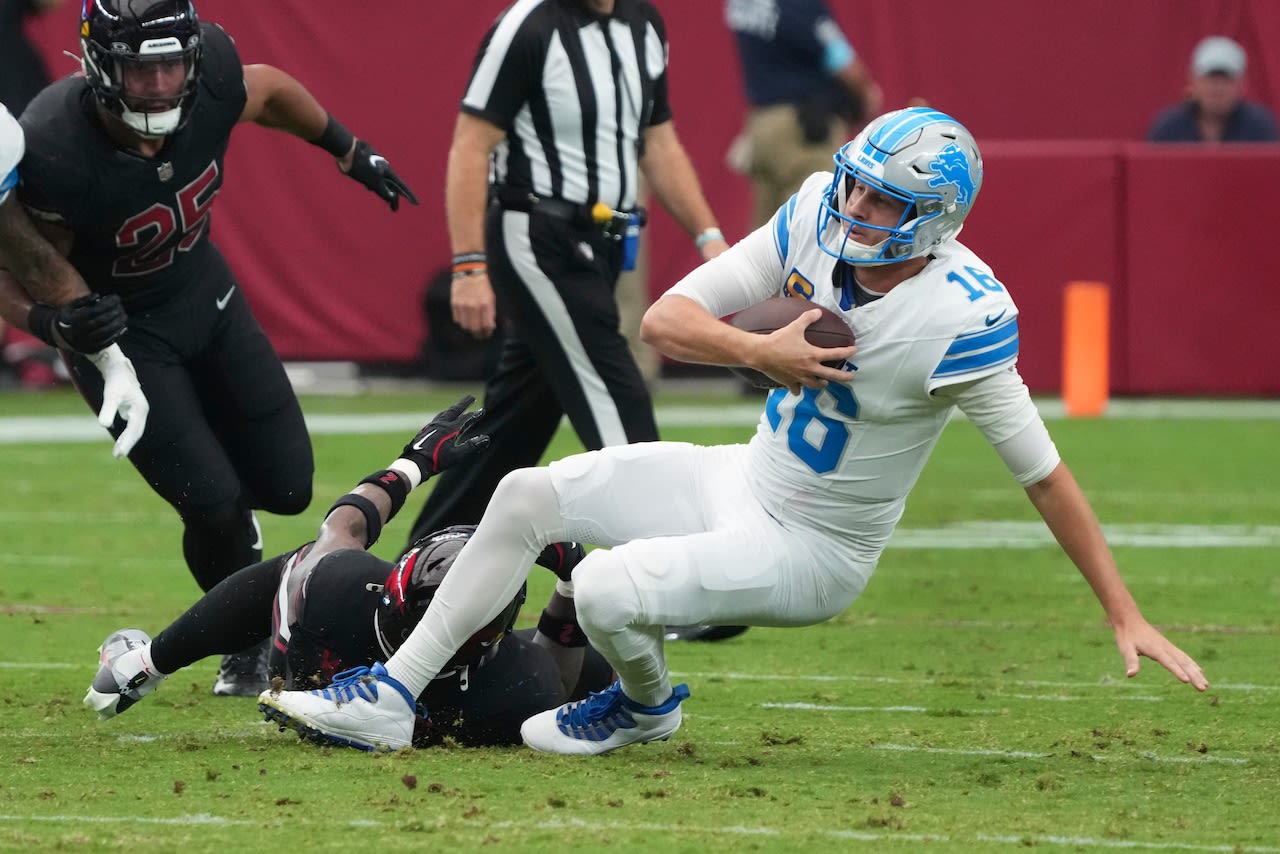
top-left (260, 108), bottom-right (1208, 753)
top-left (0, 104), bottom-right (148, 457)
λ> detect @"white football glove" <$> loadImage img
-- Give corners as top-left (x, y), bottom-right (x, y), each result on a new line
top-left (86, 343), bottom-right (149, 459)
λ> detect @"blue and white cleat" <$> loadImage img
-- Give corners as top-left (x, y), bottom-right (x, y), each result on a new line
top-left (520, 680), bottom-right (690, 755)
top-left (84, 628), bottom-right (165, 720)
top-left (258, 663), bottom-right (416, 752)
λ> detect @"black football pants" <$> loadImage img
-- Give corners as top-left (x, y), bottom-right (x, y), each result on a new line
top-left (407, 205), bottom-right (658, 545)
top-left (70, 258), bottom-right (313, 591)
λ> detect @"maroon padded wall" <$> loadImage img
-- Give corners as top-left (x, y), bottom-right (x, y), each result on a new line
top-left (1124, 145), bottom-right (1280, 395)
top-left (24, 2), bottom-right (1280, 393)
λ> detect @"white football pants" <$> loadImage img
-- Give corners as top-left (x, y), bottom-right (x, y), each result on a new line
top-left (385, 442), bottom-right (872, 707)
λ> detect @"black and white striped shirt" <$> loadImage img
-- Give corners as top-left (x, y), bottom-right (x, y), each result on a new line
top-left (461, 0), bottom-right (671, 212)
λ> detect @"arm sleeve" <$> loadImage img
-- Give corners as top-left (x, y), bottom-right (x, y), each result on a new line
top-left (661, 220), bottom-right (783, 317)
top-left (663, 172), bottom-right (830, 316)
top-left (938, 368), bottom-right (1061, 486)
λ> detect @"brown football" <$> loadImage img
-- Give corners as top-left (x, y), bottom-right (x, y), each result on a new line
top-left (728, 297), bottom-right (855, 389)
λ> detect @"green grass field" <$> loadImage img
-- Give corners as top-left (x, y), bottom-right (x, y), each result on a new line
top-left (1, 388), bottom-right (1277, 852)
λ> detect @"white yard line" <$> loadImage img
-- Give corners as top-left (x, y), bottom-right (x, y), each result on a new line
top-left (761, 701), bottom-right (1003, 715)
top-left (14, 659), bottom-right (1267, 695)
top-left (869, 742), bottom-right (1249, 766)
top-left (677, 670), bottom-right (1280, 692)
top-left (4, 520), bottom-right (1279, 550)
top-left (0, 397), bottom-right (1277, 445)
top-left (3, 813), bottom-right (1276, 851)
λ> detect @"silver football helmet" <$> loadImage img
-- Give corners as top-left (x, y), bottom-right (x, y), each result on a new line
top-left (817, 108), bottom-right (983, 265)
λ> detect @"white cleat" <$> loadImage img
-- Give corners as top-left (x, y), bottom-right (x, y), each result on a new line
top-left (520, 680), bottom-right (690, 755)
top-left (83, 628), bottom-right (166, 720)
top-left (258, 663), bottom-right (416, 752)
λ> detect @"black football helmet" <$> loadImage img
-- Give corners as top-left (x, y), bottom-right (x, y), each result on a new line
top-left (81, 0), bottom-right (203, 137)
top-left (373, 525), bottom-right (527, 671)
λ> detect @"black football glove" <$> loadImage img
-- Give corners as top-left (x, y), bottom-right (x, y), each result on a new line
top-left (346, 139), bottom-right (419, 212)
top-left (28, 293), bottom-right (128, 354)
top-left (399, 395), bottom-right (489, 479)
top-left (535, 541), bottom-right (585, 583)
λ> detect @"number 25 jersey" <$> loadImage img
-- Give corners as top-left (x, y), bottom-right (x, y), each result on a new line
top-left (17, 22), bottom-right (246, 310)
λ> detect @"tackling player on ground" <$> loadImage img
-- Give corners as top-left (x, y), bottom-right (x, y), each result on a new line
top-left (86, 397), bottom-right (613, 748)
top-left (259, 107), bottom-right (1209, 753)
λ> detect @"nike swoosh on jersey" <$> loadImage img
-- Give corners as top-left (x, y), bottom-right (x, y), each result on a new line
top-left (216, 286), bottom-right (236, 310)
top-left (984, 309), bottom-right (1007, 326)
top-left (410, 428), bottom-right (437, 451)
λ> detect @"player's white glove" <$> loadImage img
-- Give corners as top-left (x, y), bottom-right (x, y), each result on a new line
top-left (86, 343), bottom-right (149, 459)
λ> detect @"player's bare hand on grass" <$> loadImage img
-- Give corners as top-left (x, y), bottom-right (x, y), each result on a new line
top-left (1114, 619), bottom-right (1208, 691)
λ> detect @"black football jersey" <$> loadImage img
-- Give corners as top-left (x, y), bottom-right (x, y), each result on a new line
top-left (17, 22), bottom-right (246, 309)
top-left (277, 547), bottom-right (600, 748)
top-left (278, 548), bottom-right (389, 689)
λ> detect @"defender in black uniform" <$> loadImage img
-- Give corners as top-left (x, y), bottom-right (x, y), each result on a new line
top-left (86, 402), bottom-right (611, 749)
top-left (4, 0), bottom-right (416, 696)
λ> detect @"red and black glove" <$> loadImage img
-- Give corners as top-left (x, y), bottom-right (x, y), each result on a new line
top-left (535, 541), bottom-right (585, 583)
top-left (399, 395), bottom-right (489, 479)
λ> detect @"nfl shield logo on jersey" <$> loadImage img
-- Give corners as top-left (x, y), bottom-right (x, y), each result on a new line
top-left (157, 161), bottom-right (174, 182)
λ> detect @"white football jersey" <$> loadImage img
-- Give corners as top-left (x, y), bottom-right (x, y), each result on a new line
top-left (669, 173), bottom-right (1024, 558)
top-left (0, 104), bottom-right (23, 207)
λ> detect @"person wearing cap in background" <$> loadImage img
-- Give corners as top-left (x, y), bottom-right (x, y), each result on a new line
top-left (1147, 35), bottom-right (1278, 143)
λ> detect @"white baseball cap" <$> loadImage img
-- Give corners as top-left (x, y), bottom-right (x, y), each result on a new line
top-left (1191, 36), bottom-right (1246, 78)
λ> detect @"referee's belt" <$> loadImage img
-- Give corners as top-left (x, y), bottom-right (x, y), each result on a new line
top-left (493, 188), bottom-right (635, 236)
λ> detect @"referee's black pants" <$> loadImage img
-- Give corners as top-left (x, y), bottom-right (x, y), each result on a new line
top-left (407, 205), bottom-right (659, 545)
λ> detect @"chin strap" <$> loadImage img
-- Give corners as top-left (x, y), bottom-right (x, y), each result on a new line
top-left (120, 105), bottom-right (182, 137)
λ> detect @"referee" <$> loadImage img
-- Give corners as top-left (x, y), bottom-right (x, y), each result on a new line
top-left (408, 0), bottom-right (729, 543)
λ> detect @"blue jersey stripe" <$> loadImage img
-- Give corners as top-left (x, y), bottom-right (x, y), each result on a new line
top-left (933, 336), bottom-right (1019, 377)
top-left (0, 167), bottom-right (17, 200)
top-left (945, 317), bottom-right (1018, 356)
top-left (773, 191), bottom-right (797, 266)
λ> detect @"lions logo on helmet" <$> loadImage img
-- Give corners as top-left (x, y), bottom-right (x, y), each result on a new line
top-left (373, 525), bottom-right (527, 672)
top-left (817, 107), bottom-right (983, 266)
top-left (80, 0), bottom-right (203, 138)
top-left (927, 143), bottom-right (976, 206)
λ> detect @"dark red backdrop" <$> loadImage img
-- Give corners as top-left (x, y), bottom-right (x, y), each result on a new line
top-left (25, 1), bottom-right (1280, 394)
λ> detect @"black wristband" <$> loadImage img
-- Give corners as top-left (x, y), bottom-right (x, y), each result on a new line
top-left (536, 610), bottom-right (588, 648)
top-left (313, 114), bottom-right (355, 158)
top-left (27, 303), bottom-right (58, 348)
top-left (327, 493), bottom-right (382, 548)
top-left (358, 469), bottom-right (409, 519)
